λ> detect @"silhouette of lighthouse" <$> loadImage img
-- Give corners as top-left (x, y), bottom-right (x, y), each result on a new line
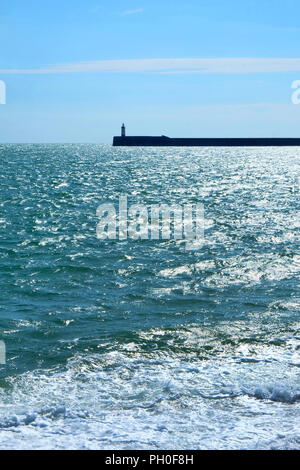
top-left (121, 123), bottom-right (126, 137)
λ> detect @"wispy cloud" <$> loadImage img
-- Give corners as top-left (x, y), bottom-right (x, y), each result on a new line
top-left (90, 5), bottom-right (102, 13)
top-left (1, 58), bottom-right (300, 75)
top-left (122, 8), bottom-right (143, 15)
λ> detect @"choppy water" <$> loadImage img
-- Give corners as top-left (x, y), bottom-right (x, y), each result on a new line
top-left (0, 144), bottom-right (299, 450)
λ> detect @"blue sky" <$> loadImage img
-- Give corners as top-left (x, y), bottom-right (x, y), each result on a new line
top-left (0, 0), bottom-right (300, 142)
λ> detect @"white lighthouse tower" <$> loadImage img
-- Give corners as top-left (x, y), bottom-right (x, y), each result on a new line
top-left (121, 123), bottom-right (126, 137)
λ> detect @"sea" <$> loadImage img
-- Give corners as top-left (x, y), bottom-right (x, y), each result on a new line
top-left (0, 144), bottom-right (299, 450)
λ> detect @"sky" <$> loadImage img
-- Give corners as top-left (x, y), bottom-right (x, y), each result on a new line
top-left (0, 0), bottom-right (300, 142)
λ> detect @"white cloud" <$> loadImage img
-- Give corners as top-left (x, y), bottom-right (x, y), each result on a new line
top-left (1, 58), bottom-right (300, 74)
top-left (122, 8), bottom-right (143, 15)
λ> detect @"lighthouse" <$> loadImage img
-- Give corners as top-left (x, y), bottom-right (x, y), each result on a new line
top-left (121, 123), bottom-right (126, 137)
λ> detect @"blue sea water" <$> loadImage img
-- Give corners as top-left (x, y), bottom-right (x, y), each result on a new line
top-left (0, 144), bottom-right (299, 450)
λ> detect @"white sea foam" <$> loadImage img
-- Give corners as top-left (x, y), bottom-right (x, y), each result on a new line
top-left (0, 327), bottom-right (299, 450)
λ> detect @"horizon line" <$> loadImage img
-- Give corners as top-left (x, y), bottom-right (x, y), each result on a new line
top-left (1, 57), bottom-right (300, 75)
